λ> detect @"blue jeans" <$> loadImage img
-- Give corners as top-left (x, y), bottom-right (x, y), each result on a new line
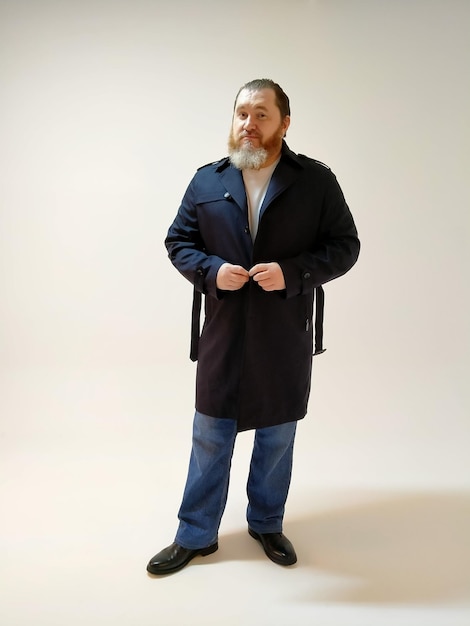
top-left (175, 411), bottom-right (297, 549)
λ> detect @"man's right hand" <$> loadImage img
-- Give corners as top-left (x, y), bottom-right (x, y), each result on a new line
top-left (216, 263), bottom-right (250, 291)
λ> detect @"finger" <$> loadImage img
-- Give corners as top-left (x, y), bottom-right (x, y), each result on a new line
top-left (232, 265), bottom-right (250, 277)
top-left (248, 264), bottom-right (268, 277)
top-left (256, 279), bottom-right (274, 291)
top-left (232, 273), bottom-right (250, 286)
top-left (230, 274), bottom-right (250, 285)
top-left (251, 271), bottom-right (268, 282)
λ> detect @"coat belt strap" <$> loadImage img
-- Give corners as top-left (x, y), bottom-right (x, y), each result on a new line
top-left (314, 286), bottom-right (326, 355)
top-left (190, 287), bottom-right (202, 362)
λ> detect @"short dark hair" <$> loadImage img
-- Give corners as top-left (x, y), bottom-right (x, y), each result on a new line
top-left (234, 79), bottom-right (290, 118)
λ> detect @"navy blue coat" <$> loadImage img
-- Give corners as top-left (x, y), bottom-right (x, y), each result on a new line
top-left (165, 142), bottom-right (360, 431)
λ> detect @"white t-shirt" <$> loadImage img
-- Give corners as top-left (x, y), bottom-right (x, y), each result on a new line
top-left (242, 158), bottom-right (280, 241)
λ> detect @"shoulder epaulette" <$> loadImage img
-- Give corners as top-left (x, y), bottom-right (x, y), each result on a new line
top-left (297, 154), bottom-right (331, 170)
top-left (197, 160), bottom-right (220, 171)
top-left (197, 157), bottom-right (229, 171)
top-left (313, 158), bottom-right (331, 169)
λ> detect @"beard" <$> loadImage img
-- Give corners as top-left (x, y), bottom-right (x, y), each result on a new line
top-left (228, 125), bottom-right (284, 170)
top-left (228, 143), bottom-right (268, 170)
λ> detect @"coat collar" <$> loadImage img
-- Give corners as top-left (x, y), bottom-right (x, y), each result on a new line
top-left (260, 142), bottom-right (304, 218)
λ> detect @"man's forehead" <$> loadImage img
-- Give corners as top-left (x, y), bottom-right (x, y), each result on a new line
top-left (235, 88), bottom-right (276, 109)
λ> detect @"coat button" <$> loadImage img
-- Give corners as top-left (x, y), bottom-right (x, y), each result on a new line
top-left (303, 272), bottom-right (311, 279)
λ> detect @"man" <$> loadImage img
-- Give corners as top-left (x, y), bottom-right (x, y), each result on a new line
top-left (147, 79), bottom-right (360, 575)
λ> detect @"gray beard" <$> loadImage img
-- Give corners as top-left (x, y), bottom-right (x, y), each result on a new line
top-left (228, 145), bottom-right (268, 170)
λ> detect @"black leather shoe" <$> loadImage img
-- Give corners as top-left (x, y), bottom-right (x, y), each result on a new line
top-left (248, 527), bottom-right (297, 566)
top-left (146, 541), bottom-right (218, 575)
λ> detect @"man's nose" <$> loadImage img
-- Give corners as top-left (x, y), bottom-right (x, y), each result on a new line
top-left (243, 115), bottom-right (257, 130)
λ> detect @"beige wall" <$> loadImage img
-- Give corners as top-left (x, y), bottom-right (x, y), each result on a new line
top-left (1, 0), bottom-right (469, 488)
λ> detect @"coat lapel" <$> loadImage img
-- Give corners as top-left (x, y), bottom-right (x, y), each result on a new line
top-left (259, 158), bottom-right (300, 222)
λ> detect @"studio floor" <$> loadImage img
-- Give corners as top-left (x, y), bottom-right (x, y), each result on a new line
top-left (1, 366), bottom-right (469, 626)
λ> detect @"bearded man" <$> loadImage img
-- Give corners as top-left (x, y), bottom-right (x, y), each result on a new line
top-left (147, 79), bottom-right (360, 575)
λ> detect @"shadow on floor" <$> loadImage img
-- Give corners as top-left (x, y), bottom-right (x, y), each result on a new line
top-left (215, 490), bottom-right (470, 604)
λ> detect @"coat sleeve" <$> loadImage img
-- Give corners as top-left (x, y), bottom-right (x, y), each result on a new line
top-left (279, 170), bottom-right (360, 298)
top-left (164, 175), bottom-right (226, 299)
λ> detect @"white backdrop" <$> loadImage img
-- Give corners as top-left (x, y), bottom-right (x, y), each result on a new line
top-left (1, 0), bottom-right (468, 486)
top-left (1, 1), bottom-right (469, 624)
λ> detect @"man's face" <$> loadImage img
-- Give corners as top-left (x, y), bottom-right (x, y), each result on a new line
top-left (228, 88), bottom-right (290, 169)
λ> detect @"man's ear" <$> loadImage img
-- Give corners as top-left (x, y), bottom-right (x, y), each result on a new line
top-left (282, 115), bottom-right (291, 137)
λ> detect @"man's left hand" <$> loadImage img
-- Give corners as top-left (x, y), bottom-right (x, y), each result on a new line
top-left (249, 263), bottom-right (286, 291)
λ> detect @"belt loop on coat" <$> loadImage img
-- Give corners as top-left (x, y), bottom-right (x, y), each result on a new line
top-left (190, 287), bottom-right (202, 362)
top-left (314, 286), bottom-right (327, 355)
